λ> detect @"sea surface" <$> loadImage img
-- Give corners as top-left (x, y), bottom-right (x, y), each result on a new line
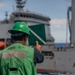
top-left (54, 43), bottom-right (70, 47)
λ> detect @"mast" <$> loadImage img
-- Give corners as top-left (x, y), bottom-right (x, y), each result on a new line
top-left (5, 12), bottom-right (8, 20)
top-left (5, 11), bottom-right (9, 23)
top-left (71, 0), bottom-right (75, 46)
top-left (16, 0), bottom-right (27, 11)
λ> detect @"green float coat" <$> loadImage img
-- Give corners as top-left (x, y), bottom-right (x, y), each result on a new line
top-left (0, 43), bottom-right (37, 75)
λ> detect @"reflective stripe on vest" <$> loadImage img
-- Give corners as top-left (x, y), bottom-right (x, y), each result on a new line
top-left (2, 51), bottom-right (26, 58)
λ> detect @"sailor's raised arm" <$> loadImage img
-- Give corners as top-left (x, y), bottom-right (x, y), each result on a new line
top-left (34, 41), bottom-right (44, 64)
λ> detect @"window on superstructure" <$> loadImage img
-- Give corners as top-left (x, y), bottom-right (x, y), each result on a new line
top-left (15, 14), bottom-right (19, 17)
top-left (24, 15), bottom-right (25, 17)
top-left (73, 63), bottom-right (75, 68)
top-left (23, 15), bottom-right (31, 18)
top-left (27, 15), bottom-right (29, 18)
top-left (42, 51), bottom-right (54, 59)
top-left (20, 14), bottom-right (23, 17)
top-left (42, 51), bottom-right (54, 56)
top-left (46, 40), bottom-right (53, 42)
top-left (30, 15), bottom-right (31, 18)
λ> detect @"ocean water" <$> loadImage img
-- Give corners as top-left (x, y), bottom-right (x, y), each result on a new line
top-left (54, 43), bottom-right (70, 47)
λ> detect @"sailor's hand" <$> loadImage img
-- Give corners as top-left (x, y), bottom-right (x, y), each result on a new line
top-left (35, 41), bottom-right (42, 52)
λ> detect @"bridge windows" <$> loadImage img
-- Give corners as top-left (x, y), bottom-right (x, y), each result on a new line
top-left (42, 51), bottom-right (54, 59)
top-left (73, 63), bottom-right (75, 68)
top-left (14, 13), bottom-right (48, 21)
top-left (46, 39), bottom-right (54, 42)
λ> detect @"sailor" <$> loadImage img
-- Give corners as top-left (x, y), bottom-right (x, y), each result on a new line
top-left (0, 22), bottom-right (44, 75)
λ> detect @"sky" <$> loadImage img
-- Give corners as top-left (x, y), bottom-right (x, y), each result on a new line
top-left (0, 0), bottom-right (71, 43)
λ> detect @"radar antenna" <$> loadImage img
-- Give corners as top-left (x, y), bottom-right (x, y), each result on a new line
top-left (5, 11), bottom-right (9, 23)
top-left (15, 0), bottom-right (27, 11)
top-left (5, 12), bottom-right (8, 20)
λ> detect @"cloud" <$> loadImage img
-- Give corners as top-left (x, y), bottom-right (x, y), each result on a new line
top-left (0, 3), bottom-right (6, 8)
top-left (50, 18), bottom-right (67, 26)
top-left (50, 18), bottom-right (70, 43)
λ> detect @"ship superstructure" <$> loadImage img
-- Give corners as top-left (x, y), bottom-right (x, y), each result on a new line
top-left (0, 0), bottom-right (54, 47)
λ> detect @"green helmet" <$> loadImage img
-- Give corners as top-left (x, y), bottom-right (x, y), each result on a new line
top-left (8, 22), bottom-right (30, 35)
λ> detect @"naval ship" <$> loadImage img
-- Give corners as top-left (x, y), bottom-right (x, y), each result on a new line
top-left (0, 0), bottom-right (75, 75)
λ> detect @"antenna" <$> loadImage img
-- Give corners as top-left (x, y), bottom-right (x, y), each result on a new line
top-left (13, 5), bottom-right (15, 12)
top-left (5, 11), bottom-right (9, 23)
top-left (15, 0), bottom-right (27, 11)
top-left (5, 11), bottom-right (8, 20)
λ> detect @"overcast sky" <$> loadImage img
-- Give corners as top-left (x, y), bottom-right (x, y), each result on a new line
top-left (0, 0), bottom-right (71, 43)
